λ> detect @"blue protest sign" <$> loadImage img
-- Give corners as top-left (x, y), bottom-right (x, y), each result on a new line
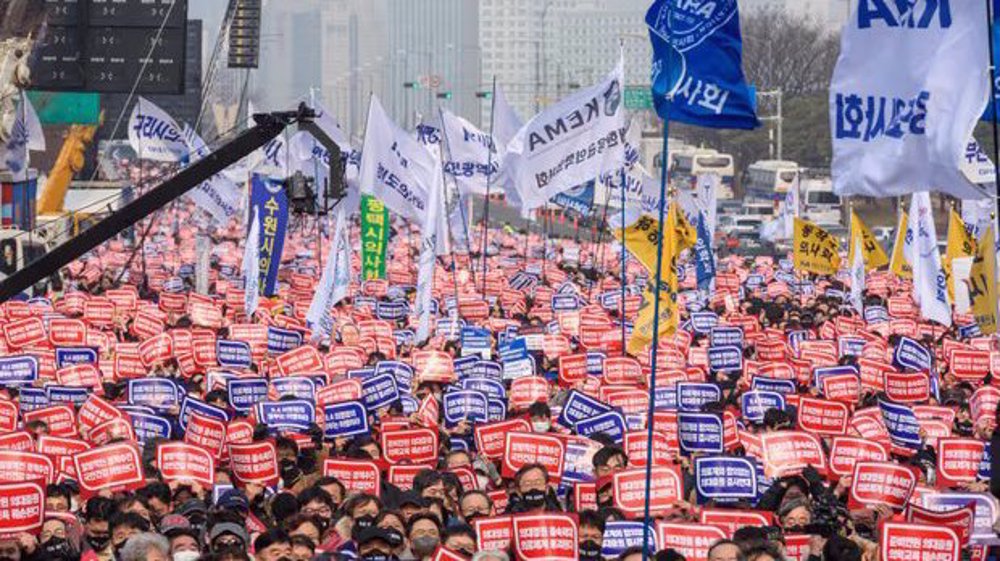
top-left (574, 410), bottom-right (626, 443)
top-left (677, 382), bottom-right (722, 412)
top-left (461, 326), bottom-right (492, 357)
top-left (393, 329), bottom-right (416, 346)
top-left (55, 347), bottom-right (97, 368)
top-left (400, 395), bottom-right (419, 416)
top-left (864, 306), bottom-right (889, 324)
top-left (179, 395), bottom-right (230, 429)
top-left (46, 386), bottom-right (88, 406)
top-left (461, 377), bottom-right (505, 400)
top-left (17, 387), bottom-right (47, 411)
top-left (695, 456), bottom-right (758, 502)
top-left (376, 300), bottom-right (409, 321)
top-left (838, 337), bottom-right (865, 357)
top-left (127, 379), bottom-right (179, 409)
top-left (787, 330), bottom-right (811, 352)
top-left (323, 401), bottom-right (369, 438)
top-left (678, 412), bottom-right (724, 454)
top-left (443, 390), bottom-right (489, 426)
top-left (255, 400), bottom-right (315, 432)
top-left (980, 445), bottom-right (991, 480)
top-left (347, 368), bottom-right (376, 380)
top-left (741, 391), bottom-right (785, 424)
top-left (0, 355), bottom-right (37, 385)
top-left (813, 365), bottom-right (859, 388)
top-left (710, 326), bottom-right (744, 348)
top-left (586, 352), bottom-right (606, 376)
top-left (653, 386), bottom-right (678, 410)
top-left (227, 378), bottom-right (269, 412)
top-left (270, 377), bottom-right (316, 401)
top-left (498, 337), bottom-right (528, 362)
top-left (558, 390), bottom-right (614, 429)
top-left (375, 361), bottom-right (414, 392)
top-left (601, 522), bottom-right (656, 558)
top-left (958, 323), bottom-right (982, 339)
top-left (130, 412), bottom-right (173, 443)
top-left (879, 400), bottom-right (922, 448)
top-left (216, 340), bottom-right (253, 369)
top-left (745, 274), bottom-right (764, 289)
top-left (502, 356), bottom-right (535, 380)
top-left (453, 355), bottom-right (479, 379)
top-left (893, 336), bottom-right (932, 372)
top-left (552, 294), bottom-right (581, 311)
top-left (437, 317), bottom-right (465, 340)
top-left (250, 174), bottom-right (288, 296)
top-left (690, 311), bottom-right (719, 334)
top-left (361, 374), bottom-right (399, 411)
top-left (487, 398), bottom-right (507, 421)
top-left (708, 345), bottom-right (743, 372)
top-left (750, 377), bottom-right (796, 395)
top-left (267, 326), bottom-right (303, 355)
top-left (472, 360), bottom-right (503, 380)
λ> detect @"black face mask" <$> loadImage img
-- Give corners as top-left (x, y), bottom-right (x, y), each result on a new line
top-left (352, 514), bottom-right (377, 539)
top-left (579, 540), bottom-right (602, 560)
top-left (383, 528), bottom-right (404, 548)
top-left (87, 534), bottom-right (111, 552)
top-left (279, 458), bottom-right (302, 484)
top-left (522, 489), bottom-right (546, 507)
top-left (298, 452), bottom-right (317, 474)
top-left (43, 538), bottom-right (78, 561)
top-left (361, 553), bottom-right (398, 561)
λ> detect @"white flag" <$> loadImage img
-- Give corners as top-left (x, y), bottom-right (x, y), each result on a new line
top-left (128, 97), bottom-right (188, 162)
top-left (2, 94), bottom-right (45, 180)
top-left (760, 179), bottom-right (798, 242)
top-left (358, 96), bottom-right (435, 226)
top-left (492, 85), bottom-right (528, 213)
top-left (305, 99), bottom-right (363, 193)
top-left (904, 192), bottom-right (951, 326)
top-left (850, 235), bottom-right (865, 316)
top-left (505, 57), bottom-right (626, 210)
top-left (440, 109), bottom-right (498, 196)
top-left (415, 168), bottom-right (444, 344)
top-left (306, 206), bottom-right (350, 338)
top-left (243, 206), bottom-right (261, 317)
top-left (182, 125), bottom-right (243, 224)
top-left (829, 2), bottom-right (990, 200)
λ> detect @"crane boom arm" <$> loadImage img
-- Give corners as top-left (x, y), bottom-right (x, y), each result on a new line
top-left (0, 111), bottom-right (295, 302)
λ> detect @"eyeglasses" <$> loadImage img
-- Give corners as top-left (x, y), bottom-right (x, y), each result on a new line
top-left (302, 506), bottom-right (333, 517)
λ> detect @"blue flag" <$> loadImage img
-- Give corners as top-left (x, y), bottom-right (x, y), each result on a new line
top-left (984, 0), bottom-right (1000, 121)
top-left (249, 173), bottom-right (289, 296)
top-left (646, 0), bottom-right (759, 129)
top-left (694, 213), bottom-right (716, 289)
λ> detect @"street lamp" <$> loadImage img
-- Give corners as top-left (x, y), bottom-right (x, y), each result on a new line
top-left (757, 89), bottom-right (784, 160)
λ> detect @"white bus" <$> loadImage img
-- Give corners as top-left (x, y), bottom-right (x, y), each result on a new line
top-left (745, 160), bottom-right (800, 202)
top-left (801, 177), bottom-right (842, 225)
top-left (672, 149), bottom-right (736, 200)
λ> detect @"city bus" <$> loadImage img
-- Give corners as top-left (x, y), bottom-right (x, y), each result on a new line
top-left (672, 149), bottom-right (736, 200)
top-left (745, 160), bottom-right (800, 202)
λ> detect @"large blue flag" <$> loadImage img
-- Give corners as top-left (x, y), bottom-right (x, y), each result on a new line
top-left (983, 0), bottom-right (1000, 121)
top-left (249, 173), bottom-right (289, 297)
top-left (646, 0), bottom-right (759, 130)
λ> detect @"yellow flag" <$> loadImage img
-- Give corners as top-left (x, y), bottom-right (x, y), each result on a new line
top-left (943, 209), bottom-right (977, 301)
top-left (847, 211), bottom-right (888, 271)
top-left (626, 288), bottom-right (677, 355)
top-left (793, 218), bottom-right (841, 276)
top-left (968, 227), bottom-right (997, 335)
top-left (889, 210), bottom-right (912, 279)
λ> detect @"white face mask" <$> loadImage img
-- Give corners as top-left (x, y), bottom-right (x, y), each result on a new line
top-left (174, 551), bottom-right (201, 561)
top-left (531, 420), bottom-right (551, 433)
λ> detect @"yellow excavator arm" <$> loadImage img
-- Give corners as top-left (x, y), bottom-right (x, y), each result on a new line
top-left (37, 122), bottom-right (100, 215)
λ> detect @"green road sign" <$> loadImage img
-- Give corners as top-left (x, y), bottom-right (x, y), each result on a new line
top-left (624, 86), bottom-right (653, 110)
top-left (26, 91), bottom-right (101, 125)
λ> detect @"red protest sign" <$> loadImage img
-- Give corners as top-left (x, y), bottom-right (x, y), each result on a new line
top-left (557, 354), bottom-right (588, 387)
top-left (413, 350), bottom-right (456, 384)
top-left (949, 349), bottom-right (990, 381)
top-left (275, 346), bottom-right (324, 376)
top-left (0, 482), bottom-right (44, 535)
top-left (884, 371), bottom-right (929, 403)
top-left (386, 464), bottom-right (432, 491)
top-left (511, 513), bottom-right (577, 561)
top-left (936, 438), bottom-right (985, 486)
top-left (72, 443), bottom-right (145, 496)
top-left (23, 405), bottom-right (77, 438)
top-left (77, 394), bottom-right (124, 437)
top-left (797, 397), bottom-right (849, 436)
top-left (3, 318), bottom-right (46, 349)
top-left (89, 418), bottom-right (135, 446)
top-left (36, 435), bottom-right (89, 460)
top-left (501, 432), bottom-right (566, 480)
top-left (229, 441), bottom-right (279, 487)
top-left (139, 333), bottom-right (173, 367)
top-left (879, 523), bottom-right (959, 561)
top-left (156, 442), bottom-right (215, 489)
top-left (603, 356), bottom-right (642, 385)
top-left (759, 431), bottom-right (826, 478)
top-left (382, 428), bottom-right (438, 465)
top-left (509, 377), bottom-right (550, 410)
top-left (622, 430), bottom-right (676, 467)
top-left (0, 432), bottom-right (34, 453)
top-left (474, 515), bottom-right (512, 553)
top-left (48, 318), bottom-right (87, 347)
top-left (611, 466), bottom-right (682, 518)
top-left (848, 461), bottom-right (916, 510)
top-left (0, 451), bottom-right (52, 484)
top-left (904, 503), bottom-right (974, 547)
top-left (316, 379), bottom-right (363, 407)
top-left (821, 373), bottom-right (860, 403)
top-left (655, 523), bottom-right (727, 561)
top-left (184, 414), bottom-right (228, 459)
top-left (828, 437), bottom-right (889, 477)
top-left (322, 459), bottom-right (381, 497)
top-left (474, 419), bottom-right (531, 461)
top-left (699, 509), bottom-right (773, 537)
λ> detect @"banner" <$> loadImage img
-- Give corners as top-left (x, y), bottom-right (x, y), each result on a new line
top-left (849, 210), bottom-right (888, 271)
top-left (0, 482), bottom-right (44, 535)
top-left (416, 166), bottom-right (445, 343)
top-left (439, 108), bottom-right (499, 196)
top-left (890, 210), bottom-right (912, 279)
top-left (181, 125), bottom-right (243, 223)
top-left (357, 96), bottom-right (432, 225)
top-left (242, 206), bottom-right (261, 316)
top-left (968, 226), bottom-right (998, 335)
top-left (505, 58), bottom-right (626, 210)
top-left (249, 174), bottom-right (289, 297)
top-left (511, 514), bottom-right (578, 561)
top-left (943, 209), bottom-right (976, 302)
top-left (879, 523), bottom-right (960, 561)
top-left (1, 94), bottom-right (45, 180)
top-left (694, 456), bottom-right (757, 502)
top-left (829, 0), bottom-right (990, 200)
top-left (127, 96), bottom-right (187, 162)
top-left (645, 0), bottom-right (759, 129)
top-left (307, 206), bottom-right (351, 337)
top-left (156, 442), bottom-right (214, 489)
top-left (904, 192), bottom-right (952, 326)
top-left (72, 443), bottom-right (146, 496)
top-left (793, 218), bottom-right (841, 275)
top-left (361, 195), bottom-right (389, 280)
top-left (849, 461), bottom-right (915, 509)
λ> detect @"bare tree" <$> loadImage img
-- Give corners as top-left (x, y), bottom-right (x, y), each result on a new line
top-left (740, 8), bottom-right (841, 96)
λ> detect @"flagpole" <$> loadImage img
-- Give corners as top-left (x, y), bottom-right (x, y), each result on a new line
top-left (641, 112), bottom-right (670, 560)
top-left (620, 167), bottom-right (627, 355)
top-left (985, 0), bottom-right (1000, 235)
top-left (436, 107), bottom-right (480, 291)
top-left (480, 76), bottom-right (498, 295)
top-left (587, 176), bottom-right (614, 303)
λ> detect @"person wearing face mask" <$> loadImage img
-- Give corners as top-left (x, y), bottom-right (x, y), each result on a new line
top-left (253, 529), bottom-right (292, 561)
top-left (404, 513), bottom-right (442, 561)
top-left (374, 512), bottom-right (409, 560)
top-left (458, 490), bottom-right (493, 523)
top-left (157, 516), bottom-right (199, 561)
top-left (117, 533), bottom-right (169, 561)
top-left (527, 402), bottom-right (552, 433)
top-left (81, 497), bottom-right (115, 561)
top-left (108, 513), bottom-right (150, 561)
top-left (355, 527), bottom-right (399, 561)
top-left (506, 464), bottom-right (561, 514)
top-left (39, 517), bottom-right (79, 561)
top-left (577, 510), bottom-right (605, 561)
top-left (441, 524), bottom-right (476, 559)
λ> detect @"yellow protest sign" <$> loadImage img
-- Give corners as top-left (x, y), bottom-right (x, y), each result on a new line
top-left (793, 218), bottom-right (841, 276)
